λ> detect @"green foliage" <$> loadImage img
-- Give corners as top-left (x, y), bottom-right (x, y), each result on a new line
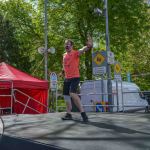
top-left (0, 0), bottom-right (35, 72)
top-left (0, 0), bottom-right (149, 89)
top-left (0, 14), bottom-right (20, 66)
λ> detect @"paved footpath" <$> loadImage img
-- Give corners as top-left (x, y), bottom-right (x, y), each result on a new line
top-left (2, 112), bottom-right (150, 150)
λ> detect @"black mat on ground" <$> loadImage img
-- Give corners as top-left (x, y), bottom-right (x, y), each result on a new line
top-left (0, 135), bottom-right (68, 150)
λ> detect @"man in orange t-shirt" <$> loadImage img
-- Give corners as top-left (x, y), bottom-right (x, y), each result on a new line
top-left (62, 38), bottom-right (93, 122)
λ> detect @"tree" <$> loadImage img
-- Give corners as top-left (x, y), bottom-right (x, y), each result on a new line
top-left (0, 0), bottom-right (149, 90)
top-left (108, 0), bottom-right (150, 89)
top-left (0, 14), bottom-right (20, 66)
top-left (0, 0), bottom-right (43, 74)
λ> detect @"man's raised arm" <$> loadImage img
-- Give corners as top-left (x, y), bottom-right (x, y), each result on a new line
top-left (79, 37), bottom-right (93, 56)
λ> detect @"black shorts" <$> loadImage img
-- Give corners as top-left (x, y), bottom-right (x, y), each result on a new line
top-left (63, 78), bottom-right (80, 95)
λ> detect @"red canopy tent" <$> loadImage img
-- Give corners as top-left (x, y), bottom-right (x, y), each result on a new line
top-left (0, 62), bottom-right (49, 114)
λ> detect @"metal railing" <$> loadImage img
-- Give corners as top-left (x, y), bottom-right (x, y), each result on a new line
top-left (0, 79), bottom-right (49, 115)
top-left (13, 89), bottom-right (49, 114)
top-left (55, 80), bottom-right (149, 113)
top-left (0, 80), bottom-right (13, 115)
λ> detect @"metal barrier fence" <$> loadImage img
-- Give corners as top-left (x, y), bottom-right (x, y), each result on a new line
top-left (13, 89), bottom-right (48, 114)
top-left (54, 80), bottom-right (150, 113)
top-left (1, 79), bottom-right (149, 114)
top-left (0, 80), bottom-right (13, 114)
top-left (0, 80), bottom-right (49, 115)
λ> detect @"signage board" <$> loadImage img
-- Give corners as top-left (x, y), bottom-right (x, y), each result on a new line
top-left (107, 51), bottom-right (114, 64)
top-left (50, 72), bottom-right (57, 91)
top-left (114, 62), bottom-right (122, 81)
top-left (92, 50), bottom-right (107, 75)
top-left (114, 62), bottom-right (121, 75)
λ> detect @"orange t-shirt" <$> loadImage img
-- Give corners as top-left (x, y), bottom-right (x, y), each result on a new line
top-left (63, 50), bottom-right (80, 79)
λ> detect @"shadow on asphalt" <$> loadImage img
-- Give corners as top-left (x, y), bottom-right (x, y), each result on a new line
top-left (0, 135), bottom-right (68, 150)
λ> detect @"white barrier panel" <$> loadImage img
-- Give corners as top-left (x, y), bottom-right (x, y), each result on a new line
top-left (80, 80), bottom-right (148, 112)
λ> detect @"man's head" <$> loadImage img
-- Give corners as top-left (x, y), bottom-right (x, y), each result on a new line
top-left (65, 39), bottom-right (73, 53)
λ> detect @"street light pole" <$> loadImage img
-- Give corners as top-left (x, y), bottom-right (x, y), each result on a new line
top-left (44, 0), bottom-right (48, 80)
top-left (104, 0), bottom-right (112, 111)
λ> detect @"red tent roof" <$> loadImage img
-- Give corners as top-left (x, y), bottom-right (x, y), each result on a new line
top-left (0, 62), bottom-right (48, 89)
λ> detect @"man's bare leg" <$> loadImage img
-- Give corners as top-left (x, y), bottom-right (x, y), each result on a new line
top-left (70, 92), bottom-right (84, 112)
top-left (62, 95), bottom-right (72, 120)
top-left (64, 95), bottom-right (72, 113)
top-left (70, 92), bottom-right (88, 122)
top-left (66, 100), bottom-right (72, 114)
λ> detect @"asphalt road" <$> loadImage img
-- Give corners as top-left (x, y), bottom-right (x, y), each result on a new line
top-left (1, 112), bottom-right (150, 150)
